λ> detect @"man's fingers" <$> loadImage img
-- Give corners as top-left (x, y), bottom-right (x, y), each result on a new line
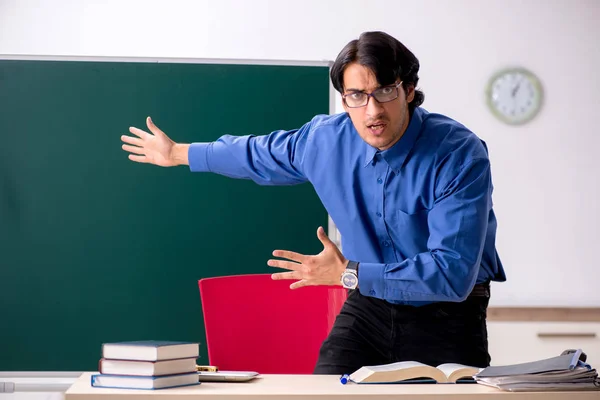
top-left (128, 154), bottom-right (148, 163)
top-left (271, 271), bottom-right (300, 280)
top-left (146, 116), bottom-right (164, 137)
top-left (272, 250), bottom-right (305, 263)
top-left (121, 135), bottom-right (143, 147)
top-left (268, 259), bottom-right (302, 271)
top-left (122, 144), bottom-right (145, 155)
top-left (290, 280), bottom-right (310, 290)
top-left (270, 274), bottom-right (309, 290)
top-left (129, 126), bottom-right (150, 139)
top-left (316, 226), bottom-right (334, 248)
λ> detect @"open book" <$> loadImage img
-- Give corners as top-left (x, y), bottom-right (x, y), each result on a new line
top-left (349, 361), bottom-right (482, 384)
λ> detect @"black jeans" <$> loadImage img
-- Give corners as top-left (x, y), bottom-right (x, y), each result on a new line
top-left (314, 286), bottom-right (491, 374)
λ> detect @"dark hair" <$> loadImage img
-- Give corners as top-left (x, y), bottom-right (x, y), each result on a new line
top-left (331, 31), bottom-right (425, 114)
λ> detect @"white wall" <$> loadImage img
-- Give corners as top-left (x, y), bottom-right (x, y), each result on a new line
top-left (1, 0), bottom-right (598, 306)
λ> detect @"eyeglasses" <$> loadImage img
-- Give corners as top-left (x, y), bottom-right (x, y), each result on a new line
top-left (342, 81), bottom-right (404, 108)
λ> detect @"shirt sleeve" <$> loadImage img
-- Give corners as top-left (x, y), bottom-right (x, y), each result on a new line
top-left (358, 157), bottom-right (493, 302)
top-left (187, 121), bottom-right (313, 186)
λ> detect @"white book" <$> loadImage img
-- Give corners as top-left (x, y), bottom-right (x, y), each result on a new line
top-left (99, 357), bottom-right (197, 376)
top-left (101, 341), bottom-right (199, 361)
top-left (91, 372), bottom-right (199, 390)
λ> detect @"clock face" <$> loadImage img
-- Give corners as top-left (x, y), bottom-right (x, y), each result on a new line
top-left (486, 68), bottom-right (543, 125)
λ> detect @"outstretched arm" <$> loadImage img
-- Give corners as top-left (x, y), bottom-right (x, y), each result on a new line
top-left (121, 116), bottom-right (312, 186)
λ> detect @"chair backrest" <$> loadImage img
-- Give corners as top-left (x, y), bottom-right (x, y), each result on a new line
top-left (198, 274), bottom-right (347, 374)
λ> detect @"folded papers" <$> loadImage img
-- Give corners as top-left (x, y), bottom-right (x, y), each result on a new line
top-left (475, 349), bottom-right (600, 392)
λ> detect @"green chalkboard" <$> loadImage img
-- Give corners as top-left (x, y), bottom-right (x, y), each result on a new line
top-left (0, 58), bottom-right (330, 370)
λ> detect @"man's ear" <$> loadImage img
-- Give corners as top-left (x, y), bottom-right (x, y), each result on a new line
top-left (406, 85), bottom-right (415, 103)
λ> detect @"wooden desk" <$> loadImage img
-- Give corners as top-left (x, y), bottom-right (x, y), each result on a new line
top-left (66, 373), bottom-right (600, 400)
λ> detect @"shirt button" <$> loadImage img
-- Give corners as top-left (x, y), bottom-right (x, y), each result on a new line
top-left (376, 212), bottom-right (382, 217)
top-left (383, 241), bottom-right (390, 247)
top-left (377, 178), bottom-right (383, 184)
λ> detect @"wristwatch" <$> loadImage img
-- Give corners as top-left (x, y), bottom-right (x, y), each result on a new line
top-left (341, 260), bottom-right (359, 289)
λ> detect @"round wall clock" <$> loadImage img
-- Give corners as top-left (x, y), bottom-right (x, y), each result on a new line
top-left (486, 67), bottom-right (543, 125)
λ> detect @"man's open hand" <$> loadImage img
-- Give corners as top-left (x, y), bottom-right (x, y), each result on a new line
top-left (269, 226), bottom-right (347, 289)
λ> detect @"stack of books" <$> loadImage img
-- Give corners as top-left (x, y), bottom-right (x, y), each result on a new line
top-left (475, 349), bottom-right (600, 392)
top-left (91, 340), bottom-right (200, 390)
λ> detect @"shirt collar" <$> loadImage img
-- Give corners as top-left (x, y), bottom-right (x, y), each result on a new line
top-left (363, 107), bottom-right (424, 172)
top-left (363, 144), bottom-right (378, 167)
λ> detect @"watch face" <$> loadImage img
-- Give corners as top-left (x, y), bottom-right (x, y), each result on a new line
top-left (342, 272), bottom-right (358, 289)
top-left (486, 67), bottom-right (543, 125)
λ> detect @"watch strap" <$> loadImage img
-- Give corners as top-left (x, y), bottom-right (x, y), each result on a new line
top-left (346, 260), bottom-right (359, 272)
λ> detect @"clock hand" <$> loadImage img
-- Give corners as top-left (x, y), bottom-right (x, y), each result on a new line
top-left (511, 81), bottom-right (521, 98)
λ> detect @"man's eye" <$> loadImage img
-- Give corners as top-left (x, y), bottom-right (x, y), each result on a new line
top-left (380, 87), bottom-right (394, 95)
top-left (350, 93), bottom-right (366, 100)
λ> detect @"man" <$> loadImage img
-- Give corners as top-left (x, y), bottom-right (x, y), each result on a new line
top-left (121, 31), bottom-right (506, 374)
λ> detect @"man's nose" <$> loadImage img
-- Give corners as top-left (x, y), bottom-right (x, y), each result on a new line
top-left (366, 95), bottom-right (385, 117)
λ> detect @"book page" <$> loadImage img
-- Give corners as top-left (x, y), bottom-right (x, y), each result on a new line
top-left (436, 363), bottom-right (481, 382)
top-left (368, 361), bottom-right (429, 372)
top-left (350, 361), bottom-right (446, 383)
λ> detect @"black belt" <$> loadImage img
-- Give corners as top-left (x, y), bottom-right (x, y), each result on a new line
top-left (469, 282), bottom-right (490, 298)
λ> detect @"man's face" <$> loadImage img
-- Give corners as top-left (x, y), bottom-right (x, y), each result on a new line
top-left (342, 62), bottom-right (414, 151)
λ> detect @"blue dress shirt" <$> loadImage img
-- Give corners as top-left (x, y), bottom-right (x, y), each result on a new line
top-left (189, 107), bottom-right (506, 305)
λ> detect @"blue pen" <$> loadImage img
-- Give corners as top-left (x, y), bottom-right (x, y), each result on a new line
top-left (340, 374), bottom-right (349, 384)
top-left (568, 349), bottom-right (582, 370)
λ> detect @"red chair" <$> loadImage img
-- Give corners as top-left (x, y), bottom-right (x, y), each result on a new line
top-left (198, 274), bottom-right (347, 374)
